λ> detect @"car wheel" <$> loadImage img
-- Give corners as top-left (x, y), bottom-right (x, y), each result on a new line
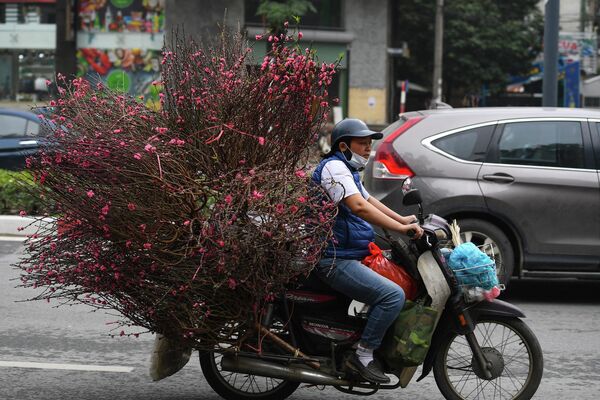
top-left (456, 219), bottom-right (514, 286)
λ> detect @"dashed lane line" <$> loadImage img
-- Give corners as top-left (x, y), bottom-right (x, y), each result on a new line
top-left (0, 361), bottom-right (134, 373)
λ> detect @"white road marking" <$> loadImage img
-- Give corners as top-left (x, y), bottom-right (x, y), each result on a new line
top-left (0, 361), bottom-right (134, 373)
top-left (0, 236), bottom-right (26, 242)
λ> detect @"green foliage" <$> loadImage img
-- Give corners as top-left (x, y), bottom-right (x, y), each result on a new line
top-left (395, 0), bottom-right (543, 100)
top-left (0, 169), bottom-right (45, 215)
top-left (256, 0), bottom-right (316, 32)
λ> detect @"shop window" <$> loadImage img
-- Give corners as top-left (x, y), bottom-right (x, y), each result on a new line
top-left (245, 0), bottom-right (343, 30)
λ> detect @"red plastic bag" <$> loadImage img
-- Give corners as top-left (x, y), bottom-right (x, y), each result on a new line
top-left (362, 242), bottom-right (418, 300)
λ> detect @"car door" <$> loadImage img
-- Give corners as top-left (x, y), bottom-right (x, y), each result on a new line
top-left (0, 113), bottom-right (40, 170)
top-left (478, 118), bottom-right (600, 270)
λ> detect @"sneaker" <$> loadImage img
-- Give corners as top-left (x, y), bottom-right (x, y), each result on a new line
top-left (346, 353), bottom-right (390, 384)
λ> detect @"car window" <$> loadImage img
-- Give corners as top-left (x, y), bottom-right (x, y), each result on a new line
top-left (0, 114), bottom-right (27, 138)
top-left (25, 120), bottom-right (40, 136)
top-left (431, 125), bottom-right (495, 162)
top-left (498, 121), bottom-right (585, 169)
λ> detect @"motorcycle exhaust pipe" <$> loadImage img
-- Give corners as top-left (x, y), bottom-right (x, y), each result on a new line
top-left (220, 355), bottom-right (353, 386)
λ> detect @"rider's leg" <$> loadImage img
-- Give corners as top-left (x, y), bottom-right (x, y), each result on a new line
top-left (316, 258), bottom-right (405, 382)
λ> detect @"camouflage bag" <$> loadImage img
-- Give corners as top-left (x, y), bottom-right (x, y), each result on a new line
top-left (379, 300), bottom-right (438, 369)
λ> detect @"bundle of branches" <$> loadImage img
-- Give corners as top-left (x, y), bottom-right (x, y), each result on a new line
top-left (16, 28), bottom-right (338, 349)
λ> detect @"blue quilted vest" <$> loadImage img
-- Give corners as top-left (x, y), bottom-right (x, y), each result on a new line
top-left (312, 152), bottom-right (374, 259)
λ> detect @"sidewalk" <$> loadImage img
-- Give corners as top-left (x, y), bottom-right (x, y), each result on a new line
top-left (0, 100), bottom-right (39, 111)
top-left (0, 215), bottom-right (53, 238)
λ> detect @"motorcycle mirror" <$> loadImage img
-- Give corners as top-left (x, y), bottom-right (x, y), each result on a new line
top-left (401, 177), bottom-right (413, 194)
top-left (402, 189), bottom-right (422, 206)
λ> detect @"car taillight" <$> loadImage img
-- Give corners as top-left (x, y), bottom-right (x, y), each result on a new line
top-left (372, 116), bottom-right (424, 180)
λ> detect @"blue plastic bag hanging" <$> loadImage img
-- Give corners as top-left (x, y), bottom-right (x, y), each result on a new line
top-left (447, 242), bottom-right (498, 290)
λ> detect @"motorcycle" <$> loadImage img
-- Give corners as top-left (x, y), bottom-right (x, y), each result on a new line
top-left (198, 181), bottom-right (544, 400)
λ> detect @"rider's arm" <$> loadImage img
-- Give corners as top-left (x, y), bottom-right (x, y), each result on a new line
top-left (367, 196), bottom-right (417, 225)
top-left (343, 194), bottom-right (423, 237)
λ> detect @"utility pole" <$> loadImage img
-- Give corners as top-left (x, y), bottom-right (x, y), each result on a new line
top-left (432, 0), bottom-right (444, 105)
top-left (543, 0), bottom-right (559, 107)
top-left (55, 0), bottom-right (77, 80)
top-left (579, 0), bottom-right (586, 32)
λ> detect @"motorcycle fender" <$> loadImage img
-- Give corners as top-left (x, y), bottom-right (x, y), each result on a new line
top-left (416, 299), bottom-right (526, 382)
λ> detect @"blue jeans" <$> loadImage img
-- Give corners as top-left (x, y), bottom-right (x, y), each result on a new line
top-left (316, 257), bottom-right (405, 349)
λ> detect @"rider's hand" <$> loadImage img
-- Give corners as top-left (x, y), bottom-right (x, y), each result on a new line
top-left (404, 223), bottom-right (424, 239)
top-left (401, 215), bottom-right (418, 224)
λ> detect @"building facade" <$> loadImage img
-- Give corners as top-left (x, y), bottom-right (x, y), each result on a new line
top-left (0, 1), bottom-right (57, 101)
top-left (165, 0), bottom-right (391, 125)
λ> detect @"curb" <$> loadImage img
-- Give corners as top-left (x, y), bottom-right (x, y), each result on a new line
top-left (0, 216), bottom-right (54, 237)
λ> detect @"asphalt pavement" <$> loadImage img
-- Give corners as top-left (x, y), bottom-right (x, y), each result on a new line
top-left (1, 239), bottom-right (600, 399)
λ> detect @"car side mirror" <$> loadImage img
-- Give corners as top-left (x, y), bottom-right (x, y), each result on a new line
top-left (402, 189), bottom-right (422, 206)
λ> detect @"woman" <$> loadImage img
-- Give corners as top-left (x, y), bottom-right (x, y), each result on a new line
top-left (312, 118), bottom-right (424, 384)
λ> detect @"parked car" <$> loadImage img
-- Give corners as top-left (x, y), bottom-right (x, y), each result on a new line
top-left (0, 108), bottom-right (49, 170)
top-left (363, 107), bottom-right (600, 285)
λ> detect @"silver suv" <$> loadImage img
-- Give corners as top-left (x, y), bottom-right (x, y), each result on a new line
top-left (363, 107), bottom-right (600, 284)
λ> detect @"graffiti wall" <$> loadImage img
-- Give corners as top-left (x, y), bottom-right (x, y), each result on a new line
top-left (79, 0), bottom-right (165, 34)
top-left (76, 48), bottom-right (161, 105)
top-left (77, 0), bottom-right (164, 106)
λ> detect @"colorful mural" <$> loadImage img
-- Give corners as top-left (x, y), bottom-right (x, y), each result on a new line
top-left (76, 0), bottom-right (165, 107)
top-left (76, 48), bottom-right (162, 108)
top-left (78, 0), bottom-right (165, 34)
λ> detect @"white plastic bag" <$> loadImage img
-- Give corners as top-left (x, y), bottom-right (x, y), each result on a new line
top-left (149, 334), bottom-right (192, 381)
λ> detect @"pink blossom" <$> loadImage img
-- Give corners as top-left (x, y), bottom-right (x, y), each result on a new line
top-left (217, 240), bottom-right (225, 247)
top-left (290, 205), bottom-right (299, 213)
top-left (168, 138), bottom-right (186, 146)
top-left (113, 129), bottom-right (122, 134)
top-left (101, 204), bottom-right (110, 215)
top-left (255, 34), bottom-right (263, 40)
top-left (126, 240), bottom-right (132, 248)
top-left (183, 220), bottom-right (190, 226)
top-left (127, 203), bottom-right (136, 211)
top-left (133, 153), bottom-right (142, 160)
top-left (19, 210), bottom-right (27, 217)
top-left (252, 190), bottom-right (264, 200)
top-left (228, 277), bottom-right (237, 289)
top-left (86, 190), bottom-right (95, 198)
top-left (224, 194), bottom-right (233, 204)
top-left (297, 196), bottom-right (307, 203)
top-left (275, 204), bottom-right (285, 213)
top-left (155, 127), bottom-right (168, 134)
top-left (298, 32), bottom-right (303, 40)
top-left (143, 243), bottom-right (152, 250)
top-left (45, 79), bottom-right (52, 86)
top-left (144, 144), bottom-right (156, 153)
top-left (139, 224), bottom-right (146, 232)
top-left (294, 169), bottom-right (306, 178)
top-left (258, 136), bottom-right (265, 145)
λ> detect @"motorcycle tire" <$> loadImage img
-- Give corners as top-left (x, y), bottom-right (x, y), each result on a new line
top-left (199, 351), bottom-right (300, 400)
top-left (433, 317), bottom-right (543, 400)
top-left (199, 317), bottom-right (300, 400)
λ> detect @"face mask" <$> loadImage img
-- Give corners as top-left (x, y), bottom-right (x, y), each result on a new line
top-left (342, 148), bottom-right (369, 171)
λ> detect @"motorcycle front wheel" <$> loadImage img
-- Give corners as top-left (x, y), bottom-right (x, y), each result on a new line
top-left (433, 317), bottom-right (543, 400)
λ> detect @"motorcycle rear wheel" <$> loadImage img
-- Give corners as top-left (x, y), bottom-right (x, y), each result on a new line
top-left (199, 351), bottom-right (300, 400)
top-left (433, 317), bottom-right (543, 400)
top-left (199, 318), bottom-right (300, 400)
